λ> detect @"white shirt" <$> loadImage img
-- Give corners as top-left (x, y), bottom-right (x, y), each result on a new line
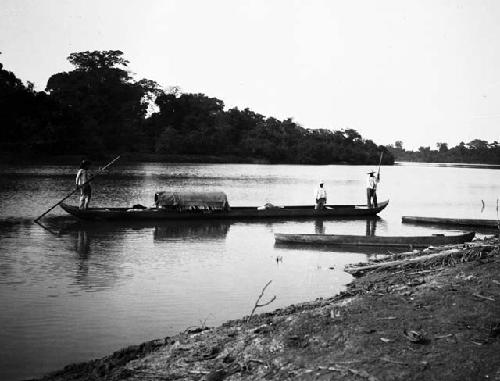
top-left (315, 187), bottom-right (327, 200)
top-left (367, 175), bottom-right (379, 189)
top-left (76, 169), bottom-right (89, 186)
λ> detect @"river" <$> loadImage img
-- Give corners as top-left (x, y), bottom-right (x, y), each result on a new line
top-left (0, 162), bottom-right (498, 380)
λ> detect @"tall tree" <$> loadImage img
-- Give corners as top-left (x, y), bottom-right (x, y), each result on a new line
top-left (436, 142), bottom-right (448, 153)
top-left (46, 50), bottom-right (155, 153)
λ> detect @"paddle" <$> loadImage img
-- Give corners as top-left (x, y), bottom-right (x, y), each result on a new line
top-left (34, 155), bottom-right (121, 222)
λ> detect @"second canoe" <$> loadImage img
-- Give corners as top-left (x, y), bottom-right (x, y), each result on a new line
top-left (274, 231), bottom-right (476, 248)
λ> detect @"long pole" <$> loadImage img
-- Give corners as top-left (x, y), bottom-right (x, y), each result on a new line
top-left (34, 155), bottom-right (121, 222)
top-left (377, 151), bottom-right (384, 178)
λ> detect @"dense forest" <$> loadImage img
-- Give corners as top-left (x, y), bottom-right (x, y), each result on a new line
top-left (387, 140), bottom-right (500, 164)
top-left (2, 50), bottom-right (394, 165)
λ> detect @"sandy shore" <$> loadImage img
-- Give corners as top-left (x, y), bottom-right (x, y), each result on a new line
top-left (35, 237), bottom-right (500, 381)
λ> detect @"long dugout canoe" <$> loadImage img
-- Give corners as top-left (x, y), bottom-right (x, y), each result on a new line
top-left (274, 231), bottom-right (476, 248)
top-left (59, 200), bottom-right (389, 221)
top-left (403, 216), bottom-right (499, 228)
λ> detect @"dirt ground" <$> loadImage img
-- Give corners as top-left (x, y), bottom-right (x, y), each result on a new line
top-left (36, 237), bottom-right (500, 381)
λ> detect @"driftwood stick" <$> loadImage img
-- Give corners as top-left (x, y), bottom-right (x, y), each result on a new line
top-left (473, 293), bottom-right (495, 302)
top-left (345, 249), bottom-right (461, 275)
top-left (248, 280), bottom-right (276, 320)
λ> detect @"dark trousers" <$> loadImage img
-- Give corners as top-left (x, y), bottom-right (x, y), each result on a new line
top-left (315, 198), bottom-right (326, 210)
top-left (366, 188), bottom-right (377, 208)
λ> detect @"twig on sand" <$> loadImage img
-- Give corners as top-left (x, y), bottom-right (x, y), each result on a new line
top-left (248, 358), bottom-right (266, 365)
top-left (473, 293), bottom-right (495, 302)
top-left (188, 370), bottom-right (210, 375)
top-left (248, 280), bottom-right (276, 320)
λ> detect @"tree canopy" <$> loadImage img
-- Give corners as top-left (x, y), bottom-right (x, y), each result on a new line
top-left (388, 140), bottom-right (500, 164)
top-left (1, 50), bottom-right (394, 165)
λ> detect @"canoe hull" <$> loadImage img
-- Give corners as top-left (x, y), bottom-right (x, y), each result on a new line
top-left (59, 200), bottom-right (389, 221)
top-left (403, 216), bottom-right (498, 228)
top-left (274, 231), bottom-right (475, 248)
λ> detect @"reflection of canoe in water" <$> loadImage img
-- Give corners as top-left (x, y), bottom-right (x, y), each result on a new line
top-left (59, 200), bottom-right (389, 221)
top-left (58, 220), bottom-right (231, 240)
top-left (153, 222), bottom-right (229, 240)
top-left (403, 216), bottom-right (498, 228)
top-left (274, 231), bottom-right (475, 248)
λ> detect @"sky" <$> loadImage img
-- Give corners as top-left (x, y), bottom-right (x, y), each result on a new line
top-left (1, 0), bottom-right (499, 149)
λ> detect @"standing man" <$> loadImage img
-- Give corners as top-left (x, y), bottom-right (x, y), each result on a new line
top-left (76, 160), bottom-right (92, 210)
top-left (366, 170), bottom-right (380, 208)
top-left (315, 181), bottom-right (327, 210)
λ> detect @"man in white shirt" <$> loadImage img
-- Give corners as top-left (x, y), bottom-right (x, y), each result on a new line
top-left (315, 181), bottom-right (327, 210)
top-left (366, 170), bottom-right (380, 208)
top-left (76, 160), bottom-right (92, 210)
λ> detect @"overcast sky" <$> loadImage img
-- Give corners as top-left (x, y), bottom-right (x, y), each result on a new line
top-left (1, 0), bottom-right (499, 149)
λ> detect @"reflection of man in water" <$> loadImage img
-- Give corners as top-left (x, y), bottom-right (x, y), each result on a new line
top-left (315, 219), bottom-right (325, 234)
top-left (315, 181), bottom-right (327, 210)
top-left (76, 230), bottom-right (90, 256)
top-left (365, 219), bottom-right (377, 236)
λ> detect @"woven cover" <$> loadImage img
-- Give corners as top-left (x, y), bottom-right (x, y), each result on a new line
top-left (155, 191), bottom-right (229, 210)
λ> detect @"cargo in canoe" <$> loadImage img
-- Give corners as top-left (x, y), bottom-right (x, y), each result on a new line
top-left (274, 231), bottom-right (475, 248)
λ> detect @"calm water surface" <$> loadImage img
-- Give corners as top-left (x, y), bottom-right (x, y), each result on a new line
top-left (0, 162), bottom-right (498, 380)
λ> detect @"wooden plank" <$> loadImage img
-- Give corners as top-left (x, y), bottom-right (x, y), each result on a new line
top-left (402, 216), bottom-right (498, 228)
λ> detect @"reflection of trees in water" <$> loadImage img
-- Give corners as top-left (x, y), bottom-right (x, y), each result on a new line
top-left (0, 220), bottom-right (27, 280)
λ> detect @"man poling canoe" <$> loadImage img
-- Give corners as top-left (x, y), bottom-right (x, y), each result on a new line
top-left (34, 155), bottom-right (121, 222)
top-left (366, 152), bottom-right (383, 208)
top-left (76, 159), bottom-right (92, 210)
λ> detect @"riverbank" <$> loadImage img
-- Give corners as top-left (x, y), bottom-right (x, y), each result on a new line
top-left (35, 237), bottom-right (500, 381)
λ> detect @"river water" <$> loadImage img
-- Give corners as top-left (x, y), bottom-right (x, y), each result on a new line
top-left (0, 162), bottom-right (498, 380)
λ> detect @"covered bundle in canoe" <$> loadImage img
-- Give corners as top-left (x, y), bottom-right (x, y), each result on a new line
top-left (274, 231), bottom-right (475, 248)
top-left (154, 191), bottom-right (230, 211)
top-left (59, 191), bottom-right (389, 221)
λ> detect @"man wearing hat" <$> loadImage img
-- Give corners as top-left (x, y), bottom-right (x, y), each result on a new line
top-left (76, 160), bottom-right (92, 210)
top-left (315, 180), bottom-right (327, 210)
top-left (366, 170), bottom-right (380, 208)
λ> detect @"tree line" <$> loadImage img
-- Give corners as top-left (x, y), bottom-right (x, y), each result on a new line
top-left (387, 140), bottom-right (500, 164)
top-left (0, 50), bottom-right (393, 165)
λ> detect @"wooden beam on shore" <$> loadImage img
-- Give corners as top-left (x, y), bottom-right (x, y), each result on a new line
top-left (345, 249), bottom-right (461, 276)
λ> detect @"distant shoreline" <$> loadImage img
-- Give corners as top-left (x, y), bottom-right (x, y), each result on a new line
top-left (4, 153), bottom-right (500, 167)
top-left (395, 161), bottom-right (500, 169)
